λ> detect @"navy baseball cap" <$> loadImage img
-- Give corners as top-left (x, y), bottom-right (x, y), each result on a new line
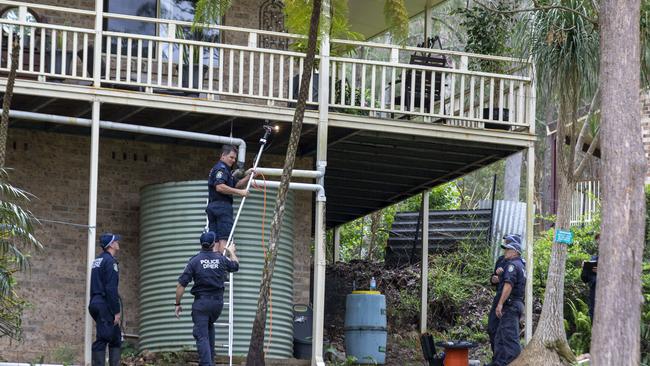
top-left (200, 232), bottom-right (217, 247)
top-left (99, 233), bottom-right (121, 249)
top-left (501, 234), bottom-right (522, 253)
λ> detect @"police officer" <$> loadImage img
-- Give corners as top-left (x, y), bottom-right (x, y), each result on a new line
top-left (488, 234), bottom-right (526, 366)
top-left (175, 232), bottom-right (239, 366)
top-left (581, 234), bottom-right (599, 321)
top-left (487, 236), bottom-right (516, 354)
top-left (88, 233), bottom-right (123, 366)
top-left (206, 145), bottom-right (254, 248)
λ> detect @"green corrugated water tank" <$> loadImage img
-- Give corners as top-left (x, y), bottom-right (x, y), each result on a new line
top-left (138, 180), bottom-right (295, 358)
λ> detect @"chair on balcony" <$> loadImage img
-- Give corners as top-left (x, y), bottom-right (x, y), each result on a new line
top-left (393, 36), bottom-right (449, 120)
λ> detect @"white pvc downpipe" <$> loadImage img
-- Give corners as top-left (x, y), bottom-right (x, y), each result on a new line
top-left (312, 0), bottom-right (330, 364)
top-left (8, 110), bottom-right (248, 165)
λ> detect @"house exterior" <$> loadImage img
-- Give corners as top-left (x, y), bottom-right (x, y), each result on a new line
top-left (0, 0), bottom-right (536, 364)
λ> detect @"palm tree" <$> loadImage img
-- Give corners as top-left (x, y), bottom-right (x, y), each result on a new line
top-left (509, 1), bottom-right (600, 364)
top-left (0, 168), bottom-right (42, 339)
top-left (0, 28), bottom-right (41, 340)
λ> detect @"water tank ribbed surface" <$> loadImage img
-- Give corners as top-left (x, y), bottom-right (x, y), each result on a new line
top-left (138, 180), bottom-right (294, 358)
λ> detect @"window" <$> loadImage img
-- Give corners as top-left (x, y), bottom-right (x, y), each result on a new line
top-left (159, 0), bottom-right (219, 64)
top-left (104, 0), bottom-right (157, 54)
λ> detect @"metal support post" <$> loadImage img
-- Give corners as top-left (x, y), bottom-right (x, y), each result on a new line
top-left (524, 146), bottom-right (535, 343)
top-left (420, 190), bottom-right (429, 334)
top-left (84, 100), bottom-right (100, 365)
top-left (312, 1), bottom-right (330, 363)
top-left (524, 62), bottom-right (536, 343)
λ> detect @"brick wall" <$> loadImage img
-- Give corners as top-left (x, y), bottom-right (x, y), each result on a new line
top-left (0, 127), bottom-right (313, 363)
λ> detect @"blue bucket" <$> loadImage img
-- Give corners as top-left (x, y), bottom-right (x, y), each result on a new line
top-left (344, 291), bottom-right (387, 364)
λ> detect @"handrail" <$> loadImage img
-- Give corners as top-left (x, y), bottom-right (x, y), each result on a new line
top-left (0, 0), bottom-right (95, 16)
top-left (331, 38), bottom-right (530, 65)
top-left (0, 19), bottom-right (95, 33)
top-left (329, 56), bottom-right (532, 82)
top-left (101, 30), bottom-right (310, 57)
top-left (102, 12), bottom-right (307, 40)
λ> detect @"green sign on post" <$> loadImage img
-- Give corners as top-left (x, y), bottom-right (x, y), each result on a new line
top-left (555, 229), bottom-right (574, 244)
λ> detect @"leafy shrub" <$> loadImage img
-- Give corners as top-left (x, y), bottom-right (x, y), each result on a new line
top-left (428, 241), bottom-right (492, 321)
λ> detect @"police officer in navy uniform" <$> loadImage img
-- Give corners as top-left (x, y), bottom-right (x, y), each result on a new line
top-left (488, 234), bottom-right (526, 366)
top-left (581, 247), bottom-right (598, 320)
top-left (175, 232), bottom-right (240, 366)
top-left (206, 145), bottom-right (255, 248)
top-left (88, 233), bottom-right (123, 366)
top-left (487, 235), bottom-right (517, 354)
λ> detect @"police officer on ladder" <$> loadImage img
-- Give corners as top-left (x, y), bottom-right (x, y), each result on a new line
top-left (175, 232), bottom-right (239, 366)
top-left (88, 233), bottom-right (123, 366)
top-left (488, 234), bottom-right (526, 366)
top-left (206, 145), bottom-right (255, 248)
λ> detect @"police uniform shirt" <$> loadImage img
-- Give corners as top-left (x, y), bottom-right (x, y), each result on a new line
top-left (493, 255), bottom-right (507, 292)
top-left (501, 257), bottom-right (526, 302)
top-left (90, 251), bottom-right (121, 314)
top-left (178, 250), bottom-right (240, 297)
top-left (208, 161), bottom-right (239, 204)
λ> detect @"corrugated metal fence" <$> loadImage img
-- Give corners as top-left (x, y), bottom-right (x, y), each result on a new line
top-left (479, 199), bottom-right (527, 260)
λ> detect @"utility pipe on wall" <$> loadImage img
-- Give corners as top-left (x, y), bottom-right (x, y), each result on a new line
top-left (8, 110), bottom-right (248, 164)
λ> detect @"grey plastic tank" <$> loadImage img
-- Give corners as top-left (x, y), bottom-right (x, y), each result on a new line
top-left (138, 180), bottom-right (294, 358)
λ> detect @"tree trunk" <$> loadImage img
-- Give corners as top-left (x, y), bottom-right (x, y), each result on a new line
top-left (245, 0), bottom-right (321, 364)
top-left (591, 1), bottom-right (645, 365)
top-left (504, 151), bottom-right (523, 201)
top-left (0, 37), bottom-right (20, 167)
top-left (511, 100), bottom-right (577, 365)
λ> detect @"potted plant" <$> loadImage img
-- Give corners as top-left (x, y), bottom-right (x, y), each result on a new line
top-left (456, 1), bottom-right (516, 130)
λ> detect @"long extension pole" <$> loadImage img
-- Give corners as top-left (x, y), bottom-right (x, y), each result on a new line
top-left (225, 125), bottom-right (273, 249)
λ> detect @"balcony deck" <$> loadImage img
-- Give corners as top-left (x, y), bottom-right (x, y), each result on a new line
top-left (0, 0), bottom-right (536, 227)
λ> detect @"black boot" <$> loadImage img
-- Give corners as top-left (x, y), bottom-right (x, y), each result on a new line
top-left (108, 347), bottom-right (121, 366)
top-left (92, 350), bottom-right (106, 366)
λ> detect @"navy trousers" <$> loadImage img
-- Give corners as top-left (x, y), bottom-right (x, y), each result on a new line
top-left (206, 202), bottom-right (234, 241)
top-left (192, 298), bottom-right (224, 366)
top-left (487, 297), bottom-right (499, 353)
top-left (492, 301), bottom-right (523, 366)
top-left (88, 298), bottom-right (121, 352)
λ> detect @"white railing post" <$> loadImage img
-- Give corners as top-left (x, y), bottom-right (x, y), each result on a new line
top-left (93, 0), bottom-right (103, 87)
top-left (248, 33), bottom-right (257, 48)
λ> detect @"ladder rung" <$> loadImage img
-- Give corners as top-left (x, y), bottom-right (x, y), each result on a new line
top-left (215, 322), bottom-right (230, 326)
top-left (224, 281), bottom-right (230, 285)
top-left (223, 302), bottom-right (230, 306)
top-left (215, 344), bottom-right (230, 348)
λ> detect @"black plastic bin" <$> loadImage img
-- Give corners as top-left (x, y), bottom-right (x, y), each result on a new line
top-left (293, 304), bottom-right (313, 359)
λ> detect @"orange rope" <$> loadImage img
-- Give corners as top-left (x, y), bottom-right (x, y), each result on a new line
top-left (253, 173), bottom-right (273, 353)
